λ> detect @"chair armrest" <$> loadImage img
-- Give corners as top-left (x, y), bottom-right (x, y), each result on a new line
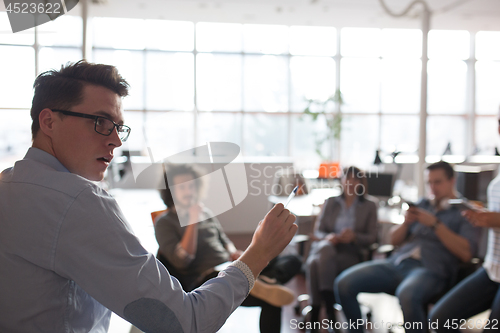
top-left (291, 234), bottom-right (310, 244)
top-left (376, 244), bottom-right (395, 257)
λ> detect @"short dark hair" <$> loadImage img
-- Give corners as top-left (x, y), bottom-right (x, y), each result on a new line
top-left (426, 161), bottom-right (454, 179)
top-left (160, 164), bottom-right (203, 209)
top-left (30, 60), bottom-right (129, 139)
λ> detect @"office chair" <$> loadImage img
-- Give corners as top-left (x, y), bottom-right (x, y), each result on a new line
top-left (151, 209), bottom-right (189, 286)
top-left (274, 170), bottom-right (308, 196)
top-left (292, 224), bottom-right (388, 323)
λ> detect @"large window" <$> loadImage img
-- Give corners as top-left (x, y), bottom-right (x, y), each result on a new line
top-left (475, 31), bottom-right (500, 155)
top-left (1, 13), bottom-right (500, 171)
top-left (0, 13), bottom-right (82, 168)
top-left (339, 28), bottom-right (422, 163)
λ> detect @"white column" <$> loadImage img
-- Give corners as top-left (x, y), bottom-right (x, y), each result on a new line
top-left (415, 7), bottom-right (430, 197)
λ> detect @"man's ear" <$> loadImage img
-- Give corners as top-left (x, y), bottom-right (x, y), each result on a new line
top-left (38, 108), bottom-right (57, 137)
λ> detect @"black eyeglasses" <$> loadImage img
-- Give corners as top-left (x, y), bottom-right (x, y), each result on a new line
top-left (51, 109), bottom-right (131, 142)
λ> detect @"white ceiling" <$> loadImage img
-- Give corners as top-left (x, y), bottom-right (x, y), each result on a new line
top-left (82, 0), bottom-right (500, 30)
top-left (1, 0), bottom-right (500, 30)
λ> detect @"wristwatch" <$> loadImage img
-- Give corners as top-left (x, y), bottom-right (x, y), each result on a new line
top-left (431, 218), bottom-right (441, 231)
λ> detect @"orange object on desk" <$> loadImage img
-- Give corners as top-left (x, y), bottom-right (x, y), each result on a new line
top-left (318, 162), bottom-right (341, 179)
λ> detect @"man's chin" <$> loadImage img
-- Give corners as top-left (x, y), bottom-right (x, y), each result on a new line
top-left (81, 171), bottom-right (105, 182)
top-left (176, 202), bottom-right (190, 209)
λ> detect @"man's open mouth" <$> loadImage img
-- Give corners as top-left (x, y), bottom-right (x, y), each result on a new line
top-left (97, 156), bottom-right (112, 163)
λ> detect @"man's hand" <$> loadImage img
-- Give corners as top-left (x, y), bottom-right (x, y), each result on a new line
top-left (238, 204), bottom-right (297, 278)
top-left (390, 206), bottom-right (420, 246)
top-left (411, 207), bottom-right (438, 227)
top-left (463, 210), bottom-right (500, 228)
top-left (404, 207), bottom-right (419, 226)
top-left (188, 203), bottom-right (202, 224)
top-left (180, 204), bottom-right (202, 256)
top-left (251, 204), bottom-right (297, 260)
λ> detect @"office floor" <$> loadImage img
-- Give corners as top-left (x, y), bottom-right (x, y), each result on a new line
top-left (108, 249), bottom-right (490, 333)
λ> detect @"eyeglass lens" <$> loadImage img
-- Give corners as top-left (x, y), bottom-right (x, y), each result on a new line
top-left (95, 118), bottom-right (130, 141)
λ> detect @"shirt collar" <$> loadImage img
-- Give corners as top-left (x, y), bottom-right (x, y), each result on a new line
top-left (335, 195), bottom-right (359, 207)
top-left (24, 147), bottom-right (70, 173)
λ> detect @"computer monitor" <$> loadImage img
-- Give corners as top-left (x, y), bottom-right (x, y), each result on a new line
top-left (455, 168), bottom-right (495, 203)
top-left (365, 172), bottom-right (394, 197)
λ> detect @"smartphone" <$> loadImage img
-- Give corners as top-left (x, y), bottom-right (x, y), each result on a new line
top-left (448, 199), bottom-right (477, 211)
top-left (404, 201), bottom-right (417, 209)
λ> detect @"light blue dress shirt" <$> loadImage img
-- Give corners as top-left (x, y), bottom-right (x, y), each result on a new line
top-left (333, 196), bottom-right (358, 234)
top-left (0, 148), bottom-right (250, 333)
top-left (389, 198), bottom-right (481, 280)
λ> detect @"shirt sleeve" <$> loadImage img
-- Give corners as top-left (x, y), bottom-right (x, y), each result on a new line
top-left (353, 200), bottom-right (378, 248)
top-left (457, 214), bottom-right (482, 258)
top-left (53, 186), bottom-right (250, 333)
top-left (314, 198), bottom-right (334, 239)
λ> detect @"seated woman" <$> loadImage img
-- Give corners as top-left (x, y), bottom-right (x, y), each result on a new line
top-left (306, 166), bottom-right (378, 331)
top-left (154, 164), bottom-right (301, 333)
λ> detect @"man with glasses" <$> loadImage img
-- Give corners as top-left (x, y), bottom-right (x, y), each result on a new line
top-left (0, 60), bottom-right (297, 332)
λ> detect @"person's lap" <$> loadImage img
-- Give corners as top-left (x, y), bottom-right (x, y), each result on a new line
top-left (307, 241), bottom-right (360, 294)
top-left (395, 266), bottom-right (448, 331)
top-left (335, 258), bottom-right (447, 333)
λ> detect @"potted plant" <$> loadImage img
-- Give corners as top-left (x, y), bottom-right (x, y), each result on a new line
top-left (302, 89), bottom-right (343, 177)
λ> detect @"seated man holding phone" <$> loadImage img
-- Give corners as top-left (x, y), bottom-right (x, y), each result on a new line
top-left (335, 161), bottom-right (482, 333)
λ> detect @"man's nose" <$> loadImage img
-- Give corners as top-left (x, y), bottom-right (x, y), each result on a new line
top-left (108, 126), bottom-right (123, 147)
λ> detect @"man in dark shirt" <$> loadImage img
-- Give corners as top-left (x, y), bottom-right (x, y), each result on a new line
top-left (154, 164), bottom-right (302, 333)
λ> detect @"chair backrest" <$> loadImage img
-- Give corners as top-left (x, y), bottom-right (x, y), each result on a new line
top-left (150, 208), bottom-right (188, 288)
top-left (151, 209), bottom-right (167, 226)
top-left (275, 172), bottom-right (308, 196)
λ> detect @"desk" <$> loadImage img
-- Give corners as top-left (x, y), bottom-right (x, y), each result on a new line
top-left (269, 190), bottom-right (404, 224)
top-left (268, 188), bottom-right (341, 218)
top-left (269, 191), bottom-right (406, 246)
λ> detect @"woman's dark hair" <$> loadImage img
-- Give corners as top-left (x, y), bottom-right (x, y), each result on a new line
top-left (30, 60), bottom-right (129, 139)
top-left (342, 165), bottom-right (368, 201)
top-left (159, 164), bottom-right (203, 209)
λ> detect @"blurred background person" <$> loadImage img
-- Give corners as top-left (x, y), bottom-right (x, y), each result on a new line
top-left (429, 111), bottom-right (500, 331)
top-left (335, 161), bottom-right (481, 333)
top-left (154, 164), bottom-right (302, 333)
top-left (305, 166), bottom-right (378, 332)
